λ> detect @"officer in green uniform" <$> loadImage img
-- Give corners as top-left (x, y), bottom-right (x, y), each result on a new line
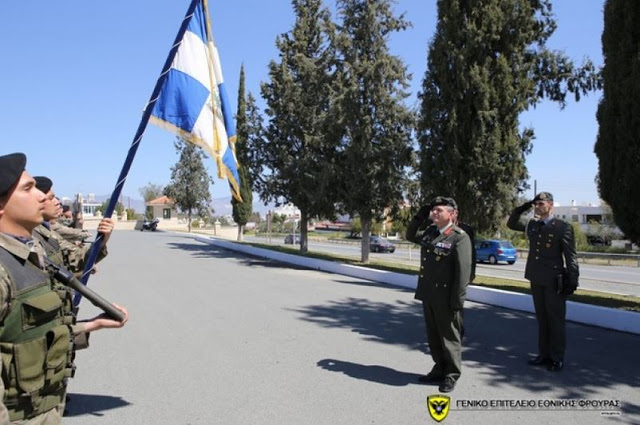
top-left (406, 196), bottom-right (472, 393)
top-left (507, 192), bottom-right (579, 372)
top-left (0, 152), bottom-right (128, 424)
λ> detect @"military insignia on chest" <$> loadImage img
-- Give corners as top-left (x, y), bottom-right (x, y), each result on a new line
top-left (434, 241), bottom-right (452, 257)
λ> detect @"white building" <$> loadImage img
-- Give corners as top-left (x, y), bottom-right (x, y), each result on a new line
top-left (552, 204), bottom-right (606, 226)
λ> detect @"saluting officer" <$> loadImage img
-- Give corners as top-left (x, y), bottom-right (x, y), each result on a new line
top-left (507, 192), bottom-right (579, 372)
top-left (406, 196), bottom-right (472, 393)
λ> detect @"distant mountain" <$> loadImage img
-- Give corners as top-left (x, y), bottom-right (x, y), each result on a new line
top-left (212, 197), bottom-right (274, 218)
top-left (81, 194), bottom-right (273, 217)
top-left (91, 194), bottom-right (146, 214)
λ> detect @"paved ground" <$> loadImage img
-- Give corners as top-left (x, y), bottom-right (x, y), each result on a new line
top-left (64, 231), bottom-right (639, 425)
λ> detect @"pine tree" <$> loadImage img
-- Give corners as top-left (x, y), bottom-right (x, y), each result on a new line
top-left (418, 0), bottom-right (600, 234)
top-left (232, 65), bottom-right (254, 241)
top-left (258, 0), bottom-right (339, 252)
top-left (164, 137), bottom-right (213, 232)
top-left (333, 0), bottom-right (414, 263)
top-left (595, 0), bottom-right (640, 244)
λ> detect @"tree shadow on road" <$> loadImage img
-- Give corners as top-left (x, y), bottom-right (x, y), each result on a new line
top-left (166, 240), bottom-right (313, 271)
top-left (168, 236), bottom-right (640, 421)
top-left (64, 393), bottom-right (130, 417)
top-left (296, 297), bottom-right (640, 421)
top-left (291, 296), bottom-right (428, 352)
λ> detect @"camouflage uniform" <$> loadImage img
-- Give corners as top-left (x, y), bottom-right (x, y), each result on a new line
top-left (0, 233), bottom-right (79, 424)
top-left (49, 222), bottom-right (90, 246)
top-left (33, 224), bottom-right (106, 278)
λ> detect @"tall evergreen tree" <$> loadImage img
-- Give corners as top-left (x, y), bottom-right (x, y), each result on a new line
top-left (258, 0), bottom-right (339, 252)
top-left (333, 0), bottom-right (414, 263)
top-left (418, 0), bottom-right (600, 234)
top-left (595, 0), bottom-right (640, 244)
top-left (232, 65), bottom-right (254, 241)
top-left (164, 137), bottom-right (213, 233)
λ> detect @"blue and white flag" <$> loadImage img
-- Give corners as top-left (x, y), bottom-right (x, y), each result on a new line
top-left (150, 0), bottom-right (242, 201)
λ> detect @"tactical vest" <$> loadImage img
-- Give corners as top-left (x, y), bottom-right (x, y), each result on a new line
top-left (0, 247), bottom-right (74, 421)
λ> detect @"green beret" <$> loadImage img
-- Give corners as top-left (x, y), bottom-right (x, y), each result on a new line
top-left (533, 192), bottom-right (553, 202)
top-left (34, 176), bottom-right (53, 194)
top-left (0, 153), bottom-right (26, 197)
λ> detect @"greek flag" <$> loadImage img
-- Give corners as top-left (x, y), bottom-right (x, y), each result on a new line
top-left (150, 0), bottom-right (242, 201)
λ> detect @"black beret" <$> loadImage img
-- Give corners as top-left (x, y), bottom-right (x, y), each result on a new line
top-left (0, 153), bottom-right (27, 197)
top-left (431, 196), bottom-right (457, 210)
top-left (62, 205), bottom-right (71, 213)
top-left (533, 192), bottom-right (554, 202)
top-left (34, 176), bottom-right (53, 194)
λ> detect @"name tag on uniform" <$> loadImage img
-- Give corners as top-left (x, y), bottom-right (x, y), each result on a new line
top-left (435, 242), bottom-right (452, 249)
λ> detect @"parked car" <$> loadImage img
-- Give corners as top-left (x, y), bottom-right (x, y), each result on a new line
top-left (370, 236), bottom-right (396, 253)
top-left (284, 234), bottom-right (301, 244)
top-left (475, 240), bottom-right (517, 264)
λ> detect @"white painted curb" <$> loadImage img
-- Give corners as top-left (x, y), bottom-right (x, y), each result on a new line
top-left (194, 236), bottom-right (640, 335)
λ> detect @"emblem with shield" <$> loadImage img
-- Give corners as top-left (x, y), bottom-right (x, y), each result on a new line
top-left (427, 394), bottom-right (451, 422)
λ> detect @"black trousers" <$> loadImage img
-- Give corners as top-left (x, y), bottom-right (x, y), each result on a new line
top-left (530, 283), bottom-right (566, 361)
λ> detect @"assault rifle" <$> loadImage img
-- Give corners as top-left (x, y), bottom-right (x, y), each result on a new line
top-left (43, 257), bottom-right (125, 322)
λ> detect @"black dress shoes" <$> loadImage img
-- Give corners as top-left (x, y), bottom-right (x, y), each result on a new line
top-left (439, 377), bottom-right (456, 393)
top-left (528, 356), bottom-right (552, 366)
top-left (418, 371), bottom-right (443, 384)
top-left (547, 360), bottom-right (564, 372)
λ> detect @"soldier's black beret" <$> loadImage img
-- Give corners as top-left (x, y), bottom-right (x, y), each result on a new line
top-left (0, 153), bottom-right (27, 197)
top-left (34, 176), bottom-right (53, 194)
top-left (533, 192), bottom-right (553, 202)
top-left (431, 196), bottom-right (458, 210)
top-left (62, 205), bottom-right (71, 213)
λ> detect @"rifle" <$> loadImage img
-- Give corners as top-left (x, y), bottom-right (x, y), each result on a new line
top-left (43, 257), bottom-right (125, 322)
top-left (72, 193), bottom-right (83, 229)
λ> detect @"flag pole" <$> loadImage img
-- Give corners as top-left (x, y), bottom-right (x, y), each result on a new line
top-left (74, 0), bottom-right (201, 306)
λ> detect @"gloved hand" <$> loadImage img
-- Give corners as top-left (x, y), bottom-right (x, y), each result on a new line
top-left (514, 200), bottom-right (534, 214)
top-left (414, 204), bottom-right (432, 222)
top-left (561, 284), bottom-right (578, 296)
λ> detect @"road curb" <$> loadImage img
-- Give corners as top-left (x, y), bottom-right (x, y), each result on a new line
top-left (194, 235), bottom-right (640, 335)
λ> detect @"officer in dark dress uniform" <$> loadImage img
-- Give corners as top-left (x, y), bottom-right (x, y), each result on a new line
top-left (406, 196), bottom-right (472, 393)
top-left (507, 192), bottom-right (579, 372)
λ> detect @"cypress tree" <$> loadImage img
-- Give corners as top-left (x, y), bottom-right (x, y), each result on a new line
top-left (595, 0), bottom-right (640, 244)
top-left (418, 0), bottom-right (600, 234)
top-left (333, 0), bottom-right (414, 263)
top-left (259, 0), bottom-right (339, 252)
top-left (232, 65), bottom-right (254, 241)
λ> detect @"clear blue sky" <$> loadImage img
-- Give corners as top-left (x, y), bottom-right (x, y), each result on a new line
top-left (0, 0), bottom-right (604, 211)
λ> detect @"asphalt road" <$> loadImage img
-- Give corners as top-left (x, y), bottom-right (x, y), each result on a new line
top-left (249, 236), bottom-right (640, 297)
top-left (64, 231), bottom-right (640, 425)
